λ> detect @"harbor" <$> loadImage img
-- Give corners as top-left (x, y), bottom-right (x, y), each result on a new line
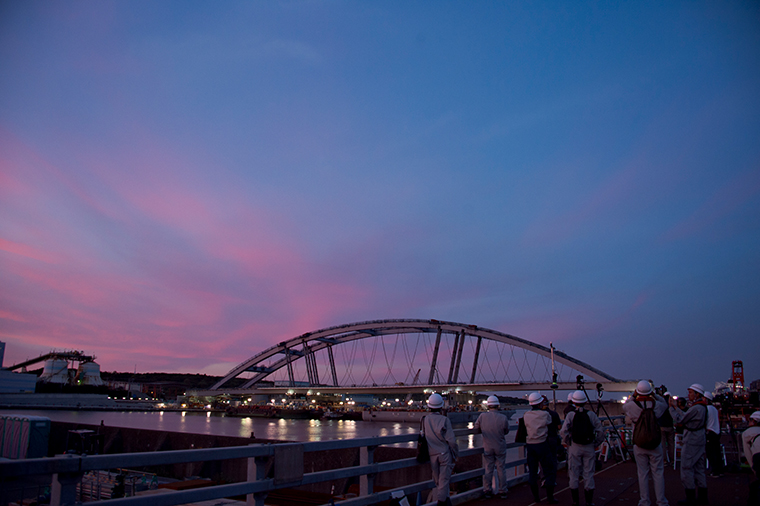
top-left (1, 335), bottom-right (758, 506)
top-left (1, 409), bottom-right (756, 506)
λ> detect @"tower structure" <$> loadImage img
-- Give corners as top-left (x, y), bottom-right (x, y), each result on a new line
top-left (732, 360), bottom-right (745, 393)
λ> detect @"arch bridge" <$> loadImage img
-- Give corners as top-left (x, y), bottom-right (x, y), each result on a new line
top-left (202, 319), bottom-right (635, 396)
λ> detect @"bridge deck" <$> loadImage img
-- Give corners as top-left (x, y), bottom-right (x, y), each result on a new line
top-left (472, 460), bottom-right (751, 506)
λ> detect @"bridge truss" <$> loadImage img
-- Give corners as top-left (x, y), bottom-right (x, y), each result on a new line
top-left (206, 319), bottom-right (635, 395)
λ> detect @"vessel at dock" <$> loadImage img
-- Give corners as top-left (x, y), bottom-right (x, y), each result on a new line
top-left (225, 404), bottom-right (324, 419)
top-left (362, 407), bottom-right (507, 424)
top-left (321, 408), bottom-right (363, 421)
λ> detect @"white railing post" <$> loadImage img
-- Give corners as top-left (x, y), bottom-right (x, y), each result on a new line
top-left (247, 444), bottom-right (269, 506)
top-left (359, 444), bottom-right (376, 496)
top-left (51, 472), bottom-right (82, 506)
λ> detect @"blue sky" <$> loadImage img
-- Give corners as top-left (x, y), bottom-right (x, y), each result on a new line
top-left (1, 1), bottom-right (759, 395)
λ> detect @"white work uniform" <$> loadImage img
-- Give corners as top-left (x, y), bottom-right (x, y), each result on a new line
top-left (474, 409), bottom-right (510, 495)
top-left (424, 412), bottom-right (459, 503)
top-left (560, 408), bottom-right (604, 491)
top-left (669, 403), bottom-right (708, 491)
top-left (624, 395), bottom-right (669, 506)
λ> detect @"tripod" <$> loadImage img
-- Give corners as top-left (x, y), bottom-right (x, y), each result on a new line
top-left (577, 375), bottom-right (630, 461)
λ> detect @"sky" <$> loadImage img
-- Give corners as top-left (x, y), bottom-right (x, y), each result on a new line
top-left (1, 1), bottom-right (759, 396)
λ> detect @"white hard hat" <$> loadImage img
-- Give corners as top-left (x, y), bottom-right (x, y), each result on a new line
top-left (704, 391), bottom-right (713, 401)
top-left (635, 380), bottom-right (653, 396)
top-left (567, 393), bottom-right (573, 402)
top-left (750, 411), bottom-right (760, 422)
top-left (486, 395), bottom-right (500, 407)
top-left (688, 383), bottom-right (705, 395)
top-left (663, 391), bottom-right (672, 397)
top-left (528, 392), bottom-right (544, 406)
top-left (571, 390), bottom-right (586, 404)
top-left (427, 393), bottom-right (444, 409)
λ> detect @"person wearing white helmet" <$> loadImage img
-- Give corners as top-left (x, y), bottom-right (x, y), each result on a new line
top-left (702, 392), bottom-right (723, 477)
top-left (742, 411), bottom-right (760, 504)
top-left (669, 383), bottom-right (709, 505)
top-left (560, 390), bottom-right (604, 506)
top-left (423, 393), bottom-right (459, 506)
top-left (474, 395), bottom-right (510, 499)
top-left (522, 392), bottom-right (558, 503)
top-left (623, 380), bottom-right (669, 506)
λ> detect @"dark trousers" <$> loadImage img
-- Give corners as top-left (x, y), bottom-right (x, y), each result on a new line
top-left (527, 441), bottom-right (557, 488)
top-left (706, 431), bottom-right (723, 475)
top-left (749, 453), bottom-right (760, 506)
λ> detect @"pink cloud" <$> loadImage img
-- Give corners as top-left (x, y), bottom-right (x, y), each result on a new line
top-left (0, 123), bottom-right (376, 374)
top-left (0, 238), bottom-right (59, 264)
top-left (0, 309), bottom-right (28, 323)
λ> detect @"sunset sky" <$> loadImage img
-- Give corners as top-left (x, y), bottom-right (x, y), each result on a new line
top-left (1, 1), bottom-right (759, 395)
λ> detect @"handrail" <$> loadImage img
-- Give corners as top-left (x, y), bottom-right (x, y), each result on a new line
top-left (0, 421), bottom-right (625, 506)
top-left (1, 428), bottom-right (497, 506)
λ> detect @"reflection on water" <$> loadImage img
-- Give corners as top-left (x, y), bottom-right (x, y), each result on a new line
top-left (0, 409), bottom-right (425, 443)
top-left (0, 409), bottom-right (501, 449)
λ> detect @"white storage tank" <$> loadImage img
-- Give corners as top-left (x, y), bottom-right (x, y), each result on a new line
top-left (77, 361), bottom-right (103, 386)
top-left (38, 359), bottom-right (69, 384)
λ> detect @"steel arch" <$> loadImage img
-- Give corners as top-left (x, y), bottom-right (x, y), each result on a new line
top-left (210, 319), bottom-right (619, 391)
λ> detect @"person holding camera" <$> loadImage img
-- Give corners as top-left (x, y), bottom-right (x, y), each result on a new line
top-left (669, 383), bottom-right (709, 505)
top-left (624, 380), bottom-right (670, 506)
top-left (561, 390), bottom-right (604, 506)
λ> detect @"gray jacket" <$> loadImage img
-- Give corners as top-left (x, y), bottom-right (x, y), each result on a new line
top-left (474, 409), bottom-right (510, 454)
top-left (560, 408), bottom-right (605, 447)
top-left (424, 412), bottom-right (459, 459)
top-left (524, 409), bottom-right (552, 444)
top-left (670, 403), bottom-right (708, 447)
top-left (623, 394), bottom-right (667, 424)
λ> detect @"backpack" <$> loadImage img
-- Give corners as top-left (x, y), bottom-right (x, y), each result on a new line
top-left (571, 410), bottom-right (595, 445)
top-left (633, 399), bottom-right (662, 450)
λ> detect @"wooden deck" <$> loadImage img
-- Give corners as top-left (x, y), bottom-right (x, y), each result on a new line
top-left (472, 460), bottom-right (753, 506)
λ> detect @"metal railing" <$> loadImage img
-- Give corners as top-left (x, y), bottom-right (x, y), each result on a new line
top-left (0, 426), bottom-right (530, 506)
top-left (1, 417), bottom-right (628, 506)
